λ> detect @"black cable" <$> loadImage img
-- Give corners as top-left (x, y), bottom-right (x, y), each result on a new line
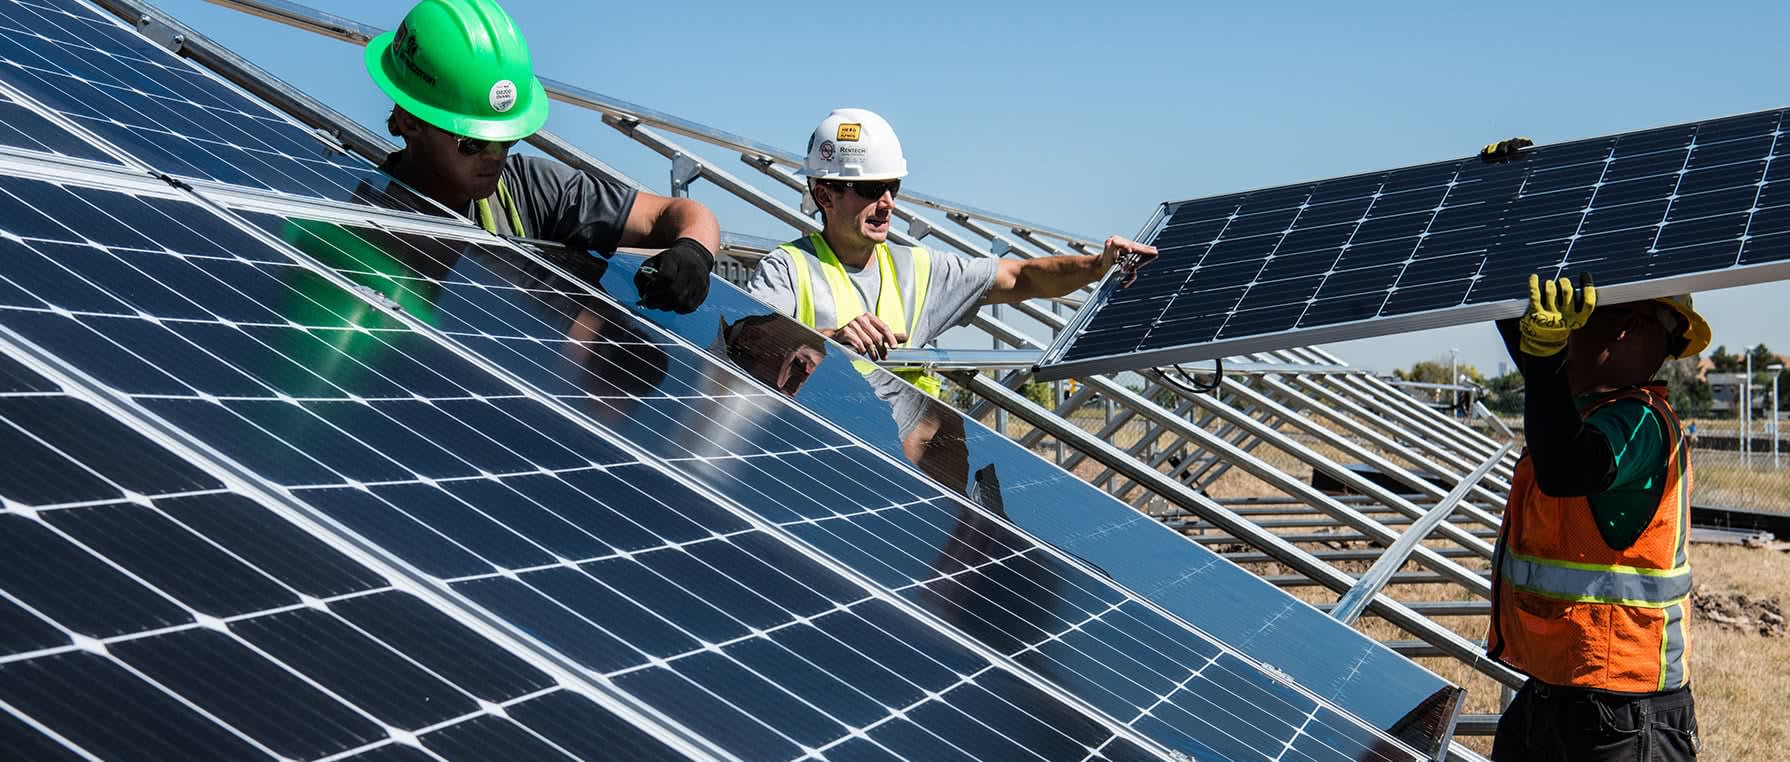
top-left (1156, 358), bottom-right (1224, 396)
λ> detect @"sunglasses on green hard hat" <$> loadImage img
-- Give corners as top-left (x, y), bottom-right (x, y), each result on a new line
top-left (822, 179), bottom-right (901, 200)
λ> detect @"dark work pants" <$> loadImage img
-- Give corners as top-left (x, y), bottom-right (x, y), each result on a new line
top-left (1491, 679), bottom-right (1699, 761)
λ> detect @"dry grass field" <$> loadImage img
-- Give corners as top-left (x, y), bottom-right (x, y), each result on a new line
top-left (992, 405), bottom-right (1790, 758)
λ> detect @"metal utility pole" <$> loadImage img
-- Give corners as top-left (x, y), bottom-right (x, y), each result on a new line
top-left (1772, 363), bottom-right (1784, 469)
top-left (1745, 350), bottom-right (1753, 464)
top-left (1449, 347), bottom-right (1460, 417)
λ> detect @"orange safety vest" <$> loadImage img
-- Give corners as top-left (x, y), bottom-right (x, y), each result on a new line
top-left (1487, 383), bottom-right (1693, 693)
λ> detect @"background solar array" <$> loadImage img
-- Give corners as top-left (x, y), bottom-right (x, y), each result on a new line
top-left (1039, 107), bottom-right (1790, 377)
top-left (0, 0), bottom-right (419, 209)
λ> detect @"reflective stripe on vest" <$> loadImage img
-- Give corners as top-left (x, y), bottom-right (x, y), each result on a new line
top-left (781, 233), bottom-right (940, 397)
top-left (474, 176), bottom-right (527, 238)
top-left (1498, 550), bottom-right (1692, 607)
top-left (1488, 384), bottom-right (1693, 692)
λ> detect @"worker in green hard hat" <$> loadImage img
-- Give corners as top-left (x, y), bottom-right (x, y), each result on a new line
top-left (365, 0), bottom-right (720, 313)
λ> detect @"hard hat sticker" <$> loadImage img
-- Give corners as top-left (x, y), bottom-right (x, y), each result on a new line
top-left (818, 140), bottom-right (835, 161)
top-left (489, 80), bottom-right (517, 113)
top-left (836, 123), bottom-right (862, 142)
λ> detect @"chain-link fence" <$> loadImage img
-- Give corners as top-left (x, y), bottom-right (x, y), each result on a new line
top-left (1683, 419), bottom-right (1790, 514)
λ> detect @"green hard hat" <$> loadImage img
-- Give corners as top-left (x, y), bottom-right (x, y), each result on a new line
top-left (365, 0), bottom-right (549, 142)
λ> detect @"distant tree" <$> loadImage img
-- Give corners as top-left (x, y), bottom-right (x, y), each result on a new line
top-left (1484, 371), bottom-right (1525, 416)
top-left (1708, 345), bottom-right (1744, 373)
top-left (1019, 379), bottom-right (1054, 408)
top-left (1655, 355), bottom-right (1713, 418)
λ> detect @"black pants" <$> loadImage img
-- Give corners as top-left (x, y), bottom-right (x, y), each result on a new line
top-left (1491, 679), bottom-right (1699, 761)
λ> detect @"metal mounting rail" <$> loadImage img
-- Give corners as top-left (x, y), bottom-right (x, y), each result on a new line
top-left (1330, 441), bottom-right (1515, 625)
top-left (202, 0), bottom-right (1100, 246)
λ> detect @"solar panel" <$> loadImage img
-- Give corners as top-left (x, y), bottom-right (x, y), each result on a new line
top-left (0, 0), bottom-right (418, 209)
top-left (0, 83), bottom-right (116, 162)
top-left (598, 253), bottom-right (1464, 757)
top-left (0, 170), bottom-right (1170, 760)
top-left (1036, 107), bottom-right (1790, 380)
top-left (215, 203), bottom-right (1434, 760)
top-left (0, 353), bottom-right (699, 761)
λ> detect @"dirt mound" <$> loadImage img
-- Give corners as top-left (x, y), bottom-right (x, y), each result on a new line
top-left (1693, 586), bottom-right (1786, 637)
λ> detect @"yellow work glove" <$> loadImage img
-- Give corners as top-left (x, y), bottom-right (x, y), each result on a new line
top-left (1480, 137), bottom-right (1534, 162)
top-left (1517, 273), bottom-right (1596, 357)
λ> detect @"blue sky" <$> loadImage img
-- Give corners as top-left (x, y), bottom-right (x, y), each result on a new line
top-left (154, 0), bottom-right (1790, 375)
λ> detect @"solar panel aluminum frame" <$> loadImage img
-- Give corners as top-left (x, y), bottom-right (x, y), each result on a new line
top-left (1035, 113), bottom-right (1790, 381)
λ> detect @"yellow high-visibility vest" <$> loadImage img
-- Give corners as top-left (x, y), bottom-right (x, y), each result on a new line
top-left (474, 176), bottom-right (527, 237)
top-left (779, 233), bottom-right (939, 397)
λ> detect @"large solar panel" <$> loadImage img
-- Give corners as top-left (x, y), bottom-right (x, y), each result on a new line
top-left (597, 253), bottom-right (1463, 756)
top-left (0, 169), bottom-right (1178, 761)
top-left (0, 0), bottom-right (420, 210)
top-left (1036, 107), bottom-right (1790, 379)
top-left (237, 203), bottom-right (1428, 761)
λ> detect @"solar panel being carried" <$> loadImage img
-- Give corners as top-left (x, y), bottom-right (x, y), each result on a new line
top-left (1036, 107), bottom-right (1790, 380)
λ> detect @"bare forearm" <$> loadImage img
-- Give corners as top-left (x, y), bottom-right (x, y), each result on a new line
top-left (647, 198), bottom-right (719, 251)
top-left (985, 255), bottom-right (1105, 304)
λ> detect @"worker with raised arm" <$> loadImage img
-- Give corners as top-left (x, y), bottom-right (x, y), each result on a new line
top-left (1486, 258), bottom-right (1709, 757)
top-left (746, 108), bottom-right (1157, 396)
top-left (366, 0), bottom-right (719, 313)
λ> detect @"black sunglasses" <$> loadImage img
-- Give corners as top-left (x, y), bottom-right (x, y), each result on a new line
top-left (822, 179), bottom-right (901, 200)
top-left (453, 134), bottom-right (517, 157)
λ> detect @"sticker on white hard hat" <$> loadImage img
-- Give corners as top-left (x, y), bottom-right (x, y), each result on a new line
top-left (489, 80), bottom-right (517, 113)
top-left (817, 140), bottom-right (835, 161)
top-left (836, 123), bottom-right (862, 142)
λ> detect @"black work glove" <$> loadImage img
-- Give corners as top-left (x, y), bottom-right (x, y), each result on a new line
top-left (634, 237), bottom-right (714, 314)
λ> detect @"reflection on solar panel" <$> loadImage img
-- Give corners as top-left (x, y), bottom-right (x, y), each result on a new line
top-left (0, 1), bottom-right (1457, 759)
top-left (598, 253), bottom-right (1463, 756)
top-left (0, 173), bottom-right (1169, 760)
top-left (0, 0), bottom-right (415, 207)
top-left (248, 209), bottom-right (1424, 761)
top-left (1037, 107), bottom-right (1790, 380)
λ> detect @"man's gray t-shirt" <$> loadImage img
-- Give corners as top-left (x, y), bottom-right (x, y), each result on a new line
top-left (380, 152), bottom-right (638, 250)
top-left (745, 242), bottom-right (999, 347)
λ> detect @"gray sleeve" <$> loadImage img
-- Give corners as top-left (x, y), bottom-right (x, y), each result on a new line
top-left (508, 155), bottom-right (638, 253)
top-left (744, 249), bottom-right (799, 318)
top-left (910, 252), bottom-right (998, 346)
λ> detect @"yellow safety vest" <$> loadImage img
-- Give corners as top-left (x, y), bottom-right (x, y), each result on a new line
top-left (474, 177), bottom-right (527, 238)
top-left (780, 233), bottom-right (940, 397)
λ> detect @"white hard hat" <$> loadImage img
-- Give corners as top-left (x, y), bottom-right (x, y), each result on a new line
top-left (799, 108), bottom-right (907, 181)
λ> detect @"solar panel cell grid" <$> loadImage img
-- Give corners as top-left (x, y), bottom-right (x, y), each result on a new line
top-left (0, 361), bottom-right (689, 762)
top-left (1, 173), bottom-right (1175, 760)
top-left (1040, 107), bottom-right (1790, 377)
top-left (214, 206), bottom-right (1426, 759)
